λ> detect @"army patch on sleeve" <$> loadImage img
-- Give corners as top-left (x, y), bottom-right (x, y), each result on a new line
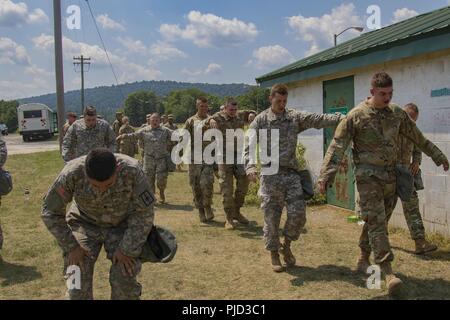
top-left (139, 190), bottom-right (155, 207)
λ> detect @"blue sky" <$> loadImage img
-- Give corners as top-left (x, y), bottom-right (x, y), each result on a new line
top-left (1, 0), bottom-right (449, 99)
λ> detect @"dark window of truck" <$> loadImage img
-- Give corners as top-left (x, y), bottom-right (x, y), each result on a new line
top-left (24, 110), bottom-right (42, 118)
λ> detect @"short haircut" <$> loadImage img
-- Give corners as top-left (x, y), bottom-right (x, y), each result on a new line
top-left (67, 112), bottom-right (77, 118)
top-left (197, 96), bottom-right (208, 103)
top-left (270, 84), bottom-right (288, 96)
top-left (122, 116), bottom-right (129, 122)
top-left (371, 72), bottom-right (393, 88)
top-left (85, 149), bottom-right (117, 182)
top-left (226, 97), bottom-right (237, 106)
top-left (150, 113), bottom-right (160, 119)
top-left (84, 106), bottom-right (97, 117)
top-left (404, 103), bottom-right (419, 114)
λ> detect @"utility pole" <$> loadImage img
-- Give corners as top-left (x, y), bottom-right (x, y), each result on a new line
top-left (53, 0), bottom-right (65, 149)
top-left (73, 55), bottom-right (91, 114)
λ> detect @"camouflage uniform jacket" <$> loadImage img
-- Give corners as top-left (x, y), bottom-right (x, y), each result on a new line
top-left (245, 108), bottom-right (343, 175)
top-left (62, 119), bottom-right (117, 162)
top-left (42, 154), bottom-right (155, 257)
top-left (319, 99), bottom-right (447, 183)
top-left (125, 126), bottom-right (173, 159)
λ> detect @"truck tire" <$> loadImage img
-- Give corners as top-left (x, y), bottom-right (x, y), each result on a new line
top-left (23, 135), bottom-right (28, 142)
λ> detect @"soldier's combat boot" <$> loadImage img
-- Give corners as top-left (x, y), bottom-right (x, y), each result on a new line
top-left (205, 206), bottom-right (214, 222)
top-left (414, 238), bottom-right (437, 255)
top-left (234, 208), bottom-right (249, 225)
top-left (380, 262), bottom-right (403, 298)
top-left (270, 251), bottom-right (285, 273)
top-left (355, 250), bottom-right (371, 274)
top-left (159, 189), bottom-right (166, 204)
top-left (199, 208), bottom-right (207, 223)
top-left (279, 240), bottom-right (296, 267)
top-left (224, 209), bottom-right (236, 230)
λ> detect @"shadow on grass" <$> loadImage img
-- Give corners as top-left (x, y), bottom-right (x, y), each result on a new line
top-left (157, 203), bottom-right (194, 212)
top-left (369, 274), bottom-right (450, 300)
top-left (286, 264), bottom-right (366, 289)
top-left (392, 246), bottom-right (450, 262)
top-left (0, 261), bottom-right (42, 287)
top-left (286, 264), bottom-right (450, 300)
top-left (236, 221), bottom-right (263, 240)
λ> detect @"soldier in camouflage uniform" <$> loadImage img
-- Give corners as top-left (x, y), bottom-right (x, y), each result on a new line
top-left (184, 97), bottom-right (215, 223)
top-left (118, 113), bottom-right (173, 204)
top-left (244, 84), bottom-right (343, 272)
top-left (165, 115), bottom-right (178, 131)
top-left (318, 72), bottom-right (449, 296)
top-left (0, 133), bottom-right (7, 262)
top-left (397, 103), bottom-right (437, 254)
top-left (62, 106), bottom-right (116, 163)
top-left (209, 98), bottom-right (251, 230)
top-left (42, 149), bottom-right (154, 300)
top-left (118, 117), bottom-right (138, 158)
top-left (62, 112), bottom-right (77, 137)
top-left (112, 112), bottom-right (124, 137)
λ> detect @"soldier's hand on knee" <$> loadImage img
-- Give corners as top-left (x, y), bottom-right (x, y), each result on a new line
top-left (113, 249), bottom-right (136, 277)
top-left (68, 245), bottom-right (92, 272)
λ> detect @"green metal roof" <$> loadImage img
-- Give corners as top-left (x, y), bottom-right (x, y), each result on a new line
top-left (256, 6), bottom-right (450, 84)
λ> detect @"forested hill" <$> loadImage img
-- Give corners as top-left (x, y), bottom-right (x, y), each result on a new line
top-left (18, 80), bottom-right (254, 114)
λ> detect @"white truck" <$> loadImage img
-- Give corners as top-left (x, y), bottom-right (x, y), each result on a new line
top-left (17, 103), bottom-right (58, 142)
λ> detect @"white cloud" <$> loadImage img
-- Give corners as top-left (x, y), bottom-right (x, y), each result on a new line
top-left (0, 0), bottom-right (48, 27)
top-left (204, 63), bottom-right (222, 75)
top-left (0, 79), bottom-right (50, 100)
top-left (391, 8), bottom-right (418, 24)
top-left (28, 8), bottom-right (49, 24)
top-left (116, 36), bottom-right (147, 54)
top-left (149, 41), bottom-right (187, 61)
top-left (96, 14), bottom-right (126, 31)
top-left (115, 37), bottom-right (187, 63)
top-left (24, 64), bottom-right (52, 78)
top-left (287, 3), bottom-right (363, 56)
top-left (248, 45), bottom-right (294, 69)
top-left (33, 34), bottom-right (161, 83)
top-left (182, 63), bottom-right (223, 78)
top-left (160, 11), bottom-right (258, 48)
top-left (0, 37), bottom-right (30, 66)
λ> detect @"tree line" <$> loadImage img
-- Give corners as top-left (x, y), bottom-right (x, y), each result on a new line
top-left (1, 87), bottom-right (270, 129)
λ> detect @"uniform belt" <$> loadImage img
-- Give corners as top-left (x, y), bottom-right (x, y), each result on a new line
top-left (261, 164), bottom-right (297, 174)
top-left (356, 163), bottom-right (395, 171)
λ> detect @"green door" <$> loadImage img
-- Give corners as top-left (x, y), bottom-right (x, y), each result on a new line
top-left (323, 76), bottom-right (355, 210)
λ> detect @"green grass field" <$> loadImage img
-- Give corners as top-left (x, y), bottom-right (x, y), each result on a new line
top-left (0, 151), bottom-right (449, 300)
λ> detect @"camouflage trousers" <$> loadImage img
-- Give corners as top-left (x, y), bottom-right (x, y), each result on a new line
top-left (0, 218), bottom-right (3, 250)
top-left (0, 197), bottom-right (3, 250)
top-left (356, 185), bottom-right (426, 242)
top-left (400, 189), bottom-right (425, 240)
top-left (143, 157), bottom-right (168, 194)
top-left (357, 171), bottom-right (397, 264)
top-left (64, 217), bottom-right (142, 300)
top-left (218, 164), bottom-right (249, 212)
top-left (189, 164), bottom-right (214, 209)
top-left (259, 170), bottom-right (306, 251)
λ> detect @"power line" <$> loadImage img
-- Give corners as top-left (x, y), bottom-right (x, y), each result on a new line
top-left (84, 0), bottom-right (125, 100)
